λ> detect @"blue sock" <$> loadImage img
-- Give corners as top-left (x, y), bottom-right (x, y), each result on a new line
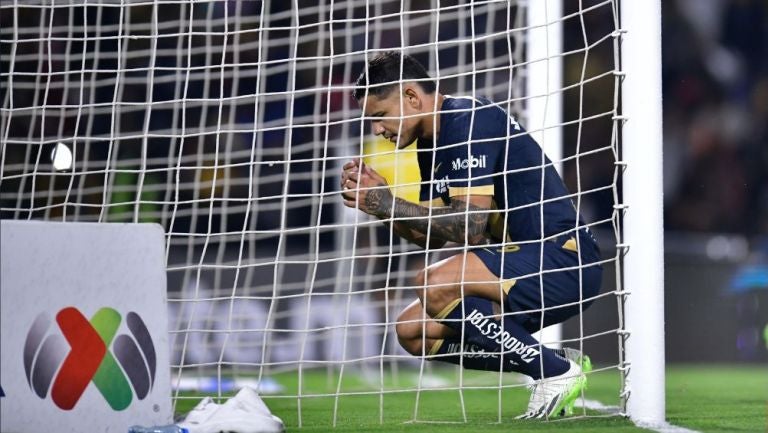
top-left (428, 337), bottom-right (516, 372)
top-left (435, 296), bottom-right (569, 379)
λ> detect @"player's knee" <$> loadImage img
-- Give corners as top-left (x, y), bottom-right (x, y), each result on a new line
top-left (415, 269), bottom-right (460, 316)
top-left (424, 277), bottom-right (461, 317)
top-left (395, 308), bottom-right (424, 356)
top-left (397, 332), bottom-right (424, 356)
top-left (412, 267), bottom-right (426, 289)
top-left (395, 307), bottom-right (420, 339)
top-left (424, 286), bottom-right (458, 314)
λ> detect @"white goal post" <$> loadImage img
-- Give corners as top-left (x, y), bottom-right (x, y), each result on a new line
top-left (0, 0), bottom-right (664, 427)
top-left (620, 0), bottom-right (665, 426)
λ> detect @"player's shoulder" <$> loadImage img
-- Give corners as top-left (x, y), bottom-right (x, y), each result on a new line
top-left (442, 96), bottom-right (488, 127)
top-left (441, 95), bottom-right (496, 115)
top-left (440, 96), bottom-right (508, 140)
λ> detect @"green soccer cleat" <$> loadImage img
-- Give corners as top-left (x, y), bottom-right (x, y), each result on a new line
top-left (516, 360), bottom-right (586, 420)
top-left (559, 347), bottom-right (591, 416)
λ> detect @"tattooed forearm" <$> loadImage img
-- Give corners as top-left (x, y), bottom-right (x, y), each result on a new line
top-left (389, 196), bottom-right (489, 245)
top-left (354, 178), bottom-right (489, 245)
top-left (364, 187), bottom-right (395, 219)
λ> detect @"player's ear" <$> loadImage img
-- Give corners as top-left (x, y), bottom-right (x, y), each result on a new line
top-left (403, 85), bottom-right (421, 110)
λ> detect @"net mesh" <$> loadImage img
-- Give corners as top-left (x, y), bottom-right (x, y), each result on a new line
top-left (0, 0), bottom-right (625, 425)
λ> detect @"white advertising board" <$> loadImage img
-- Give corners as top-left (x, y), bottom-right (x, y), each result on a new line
top-left (0, 220), bottom-right (172, 433)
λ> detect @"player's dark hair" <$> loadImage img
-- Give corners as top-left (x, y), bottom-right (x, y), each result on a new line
top-left (352, 51), bottom-right (436, 100)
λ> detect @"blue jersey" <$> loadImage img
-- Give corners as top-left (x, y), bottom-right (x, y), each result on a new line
top-left (417, 96), bottom-right (584, 243)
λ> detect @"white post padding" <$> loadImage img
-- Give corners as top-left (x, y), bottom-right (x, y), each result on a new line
top-left (526, 0), bottom-right (564, 348)
top-left (526, 0), bottom-right (563, 169)
top-left (621, 0), bottom-right (666, 425)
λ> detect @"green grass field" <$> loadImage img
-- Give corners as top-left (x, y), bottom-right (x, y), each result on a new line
top-left (175, 365), bottom-right (767, 433)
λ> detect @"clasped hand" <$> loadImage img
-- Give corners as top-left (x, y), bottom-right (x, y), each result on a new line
top-left (340, 158), bottom-right (394, 218)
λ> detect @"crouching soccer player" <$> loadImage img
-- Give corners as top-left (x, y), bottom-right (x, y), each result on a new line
top-left (341, 51), bottom-right (602, 419)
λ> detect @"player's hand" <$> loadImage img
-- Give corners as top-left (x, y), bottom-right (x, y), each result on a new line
top-left (340, 159), bottom-right (393, 218)
top-left (340, 158), bottom-right (361, 191)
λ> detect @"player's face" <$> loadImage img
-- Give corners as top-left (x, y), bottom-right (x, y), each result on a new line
top-left (360, 88), bottom-right (422, 149)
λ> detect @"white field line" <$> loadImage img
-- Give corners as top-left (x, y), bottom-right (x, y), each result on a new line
top-left (577, 399), bottom-right (701, 433)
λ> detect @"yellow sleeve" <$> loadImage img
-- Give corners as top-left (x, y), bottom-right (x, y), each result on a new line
top-left (448, 185), bottom-right (495, 198)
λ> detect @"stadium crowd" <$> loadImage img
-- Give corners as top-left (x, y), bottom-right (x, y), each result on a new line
top-left (661, 0), bottom-right (767, 237)
top-left (1, 0), bottom-right (766, 239)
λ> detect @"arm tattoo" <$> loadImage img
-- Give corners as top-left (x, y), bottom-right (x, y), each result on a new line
top-left (361, 184), bottom-right (488, 245)
top-left (364, 187), bottom-right (394, 219)
top-left (389, 196), bottom-right (489, 245)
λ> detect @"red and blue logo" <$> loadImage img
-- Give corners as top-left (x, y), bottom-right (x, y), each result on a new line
top-left (23, 307), bottom-right (156, 411)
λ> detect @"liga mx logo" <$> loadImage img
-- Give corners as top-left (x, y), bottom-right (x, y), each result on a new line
top-left (23, 307), bottom-right (157, 411)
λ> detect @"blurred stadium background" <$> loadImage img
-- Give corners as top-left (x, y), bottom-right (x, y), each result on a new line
top-left (0, 0), bottom-right (766, 426)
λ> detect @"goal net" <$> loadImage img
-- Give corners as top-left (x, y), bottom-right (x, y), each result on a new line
top-left (0, 0), bottom-right (626, 426)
